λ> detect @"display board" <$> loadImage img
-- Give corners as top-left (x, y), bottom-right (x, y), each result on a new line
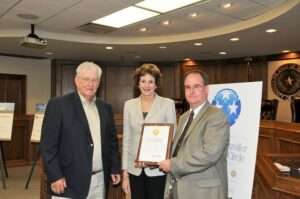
top-left (30, 103), bottom-right (46, 142)
top-left (0, 103), bottom-right (15, 141)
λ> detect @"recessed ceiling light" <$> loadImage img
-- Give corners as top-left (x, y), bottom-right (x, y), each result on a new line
top-left (194, 42), bottom-right (202, 46)
top-left (184, 58), bottom-right (191, 61)
top-left (105, 46), bottom-right (114, 50)
top-left (17, 13), bottom-right (39, 20)
top-left (140, 27), bottom-right (147, 32)
top-left (282, 50), bottom-right (291, 53)
top-left (219, 3), bottom-right (233, 9)
top-left (219, 52), bottom-right (227, 55)
top-left (162, 20), bottom-right (170, 25)
top-left (159, 46), bottom-right (167, 49)
top-left (188, 12), bottom-right (198, 18)
top-left (45, 52), bottom-right (53, 55)
top-left (92, 6), bottom-right (159, 28)
top-left (265, 28), bottom-right (277, 33)
top-left (136, 0), bottom-right (204, 13)
top-left (230, 38), bottom-right (239, 41)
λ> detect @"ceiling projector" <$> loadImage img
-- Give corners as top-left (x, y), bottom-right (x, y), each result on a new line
top-left (20, 24), bottom-right (47, 49)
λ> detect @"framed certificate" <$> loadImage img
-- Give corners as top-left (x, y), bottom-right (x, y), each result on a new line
top-left (136, 123), bottom-right (174, 165)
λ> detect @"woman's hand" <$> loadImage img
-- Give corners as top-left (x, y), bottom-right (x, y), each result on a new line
top-left (122, 171), bottom-right (131, 194)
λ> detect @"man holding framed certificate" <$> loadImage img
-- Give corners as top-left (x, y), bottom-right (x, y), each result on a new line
top-left (158, 70), bottom-right (230, 199)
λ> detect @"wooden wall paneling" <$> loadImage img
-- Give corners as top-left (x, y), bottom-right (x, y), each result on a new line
top-left (105, 65), bottom-right (134, 114)
top-left (221, 62), bottom-right (248, 83)
top-left (61, 64), bottom-right (77, 95)
top-left (52, 60), bottom-right (106, 99)
top-left (179, 57), bottom-right (268, 98)
top-left (180, 60), bottom-right (222, 88)
top-left (0, 78), bottom-right (4, 101)
top-left (174, 63), bottom-right (182, 98)
top-left (52, 60), bottom-right (78, 97)
top-left (250, 58), bottom-right (268, 99)
top-left (157, 65), bottom-right (175, 98)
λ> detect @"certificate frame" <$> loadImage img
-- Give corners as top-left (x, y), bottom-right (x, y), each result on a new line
top-left (136, 123), bottom-right (174, 165)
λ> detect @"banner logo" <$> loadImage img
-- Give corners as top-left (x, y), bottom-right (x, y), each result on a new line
top-left (212, 89), bottom-right (241, 126)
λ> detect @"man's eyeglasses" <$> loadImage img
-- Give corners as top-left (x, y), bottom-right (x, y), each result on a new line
top-left (79, 77), bottom-right (99, 85)
top-left (184, 84), bottom-right (205, 92)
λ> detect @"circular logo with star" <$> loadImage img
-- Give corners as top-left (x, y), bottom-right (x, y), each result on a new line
top-left (212, 89), bottom-right (241, 126)
top-left (271, 63), bottom-right (300, 100)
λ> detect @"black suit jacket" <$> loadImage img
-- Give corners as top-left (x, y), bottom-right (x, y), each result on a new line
top-left (40, 92), bottom-right (121, 199)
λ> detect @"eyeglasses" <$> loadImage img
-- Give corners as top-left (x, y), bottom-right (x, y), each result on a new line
top-left (184, 84), bottom-right (205, 92)
top-left (79, 77), bottom-right (99, 85)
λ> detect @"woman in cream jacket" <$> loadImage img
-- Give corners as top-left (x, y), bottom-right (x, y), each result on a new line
top-left (122, 63), bottom-right (177, 199)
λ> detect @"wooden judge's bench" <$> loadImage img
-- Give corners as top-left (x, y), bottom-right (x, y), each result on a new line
top-left (253, 120), bottom-right (300, 199)
top-left (3, 117), bottom-right (300, 199)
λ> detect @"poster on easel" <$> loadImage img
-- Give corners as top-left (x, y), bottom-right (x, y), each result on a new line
top-left (30, 103), bottom-right (46, 143)
top-left (0, 103), bottom-right (15, 141)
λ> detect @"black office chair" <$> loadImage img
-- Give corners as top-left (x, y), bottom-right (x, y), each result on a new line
top-left (260, 99), bottom-right (279, 120)
top-left (291, 98), bottom-right (300, 123)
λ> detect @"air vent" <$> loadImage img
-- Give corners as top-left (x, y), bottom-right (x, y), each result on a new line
top-left (79, 23), bottom-right (116, 34)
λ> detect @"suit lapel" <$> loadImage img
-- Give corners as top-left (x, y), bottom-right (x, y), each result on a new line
top-left (145, 94), bottom-right (161, 122)
top-left (171, 112), bottom-right (189, 153)
top-left (71, 92), bottom-right (91, 138)
top-left (171, 101), bottom-right (210, 154)
top-left (183, 101), bottom-right (209, 140)
top-left (134, 97), bottom-right (144, 122)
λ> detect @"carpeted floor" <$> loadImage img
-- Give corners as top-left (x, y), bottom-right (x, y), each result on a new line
top-left (0, 165), bottom-right (40, 199)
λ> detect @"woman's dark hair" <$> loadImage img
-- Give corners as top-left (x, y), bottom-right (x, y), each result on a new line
top-left (132, 63), bottom-right (162, 87)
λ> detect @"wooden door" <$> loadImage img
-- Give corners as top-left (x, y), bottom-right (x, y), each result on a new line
top-left (0, 74), bottom-right (26, 114)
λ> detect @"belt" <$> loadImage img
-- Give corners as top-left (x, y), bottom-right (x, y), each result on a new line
top-left (92, 170), bottom-right (102, 175)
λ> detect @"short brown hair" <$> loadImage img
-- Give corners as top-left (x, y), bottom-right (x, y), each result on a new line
top-left (184, 70), bottom-right (209, 85)
top-left (132, 63), bottom-right (162, 87)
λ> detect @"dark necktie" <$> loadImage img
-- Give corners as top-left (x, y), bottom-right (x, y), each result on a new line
top-left (172, 111), bottom-right (194, 157)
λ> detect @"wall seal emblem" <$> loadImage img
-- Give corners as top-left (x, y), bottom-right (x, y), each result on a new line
top-left (271, 63), bottom-right (300, 100)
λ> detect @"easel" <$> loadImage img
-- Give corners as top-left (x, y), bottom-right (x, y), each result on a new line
top-left (0, 102), bottom-right (15, 189)
top-left (25, 145), bottom-right (40, 189)
top-left (0, 141), bottom-right (8, 189)
top-left (25, 104), bottom-right (46, 189)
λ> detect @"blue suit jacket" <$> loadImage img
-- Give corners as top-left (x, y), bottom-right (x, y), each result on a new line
top-left (40, 92), bottom-right (121, 199)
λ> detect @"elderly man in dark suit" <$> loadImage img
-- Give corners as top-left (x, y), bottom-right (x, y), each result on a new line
top-left (159, 70), bottom-right (230, 199)
top-left (40, 61), bottom-right (121, 199)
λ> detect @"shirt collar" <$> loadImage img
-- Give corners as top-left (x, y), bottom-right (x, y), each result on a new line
top-left (77, 91), bottom-right (96, 106)
top-left (190, 100), bottom-right (207, 118)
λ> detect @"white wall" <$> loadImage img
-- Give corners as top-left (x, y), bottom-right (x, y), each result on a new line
top-left (268, 59), bottom-right (300, 122)
top-left (0, 56), bottom-right (51, 114)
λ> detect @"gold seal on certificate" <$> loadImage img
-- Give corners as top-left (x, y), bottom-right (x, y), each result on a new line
top-left (136, 123), bottom-right (174, 165)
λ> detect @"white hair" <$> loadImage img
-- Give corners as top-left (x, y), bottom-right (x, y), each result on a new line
top-left (76, 61), bottom-right (102, 79)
